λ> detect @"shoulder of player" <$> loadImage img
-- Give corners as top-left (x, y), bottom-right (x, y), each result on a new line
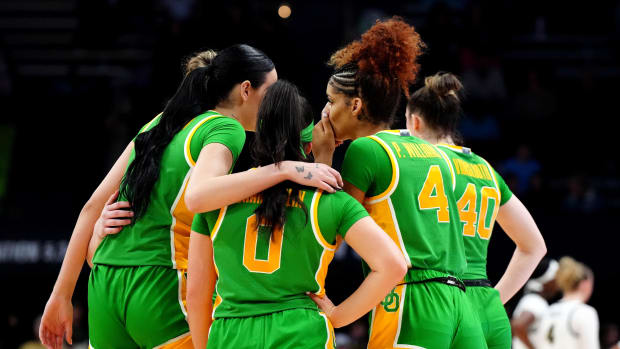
top-left (349, 134), bottom-right (384, 148)
top-left (436, 143), bottom-right (477, 158)
top-left (195, 112), bottom-right (243, 130)
top-left (574, 303), bottom-right (598, 318)
top-left (137, 113), bottom-right (162, 134)
top-left (313, 189), bottom-right (357, 207)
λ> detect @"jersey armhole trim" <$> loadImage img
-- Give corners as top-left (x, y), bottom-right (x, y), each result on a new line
top-left (310, 190), bottom-right (336, 251)
top-left (481, 158), bottom-right (501, 204)
top-left (364, 135), bottom-right (399, 204)
top-left (210, 206), bottom-right (228, 242)
top-left (139, 113), bottom-right (162, 133)
top-left (184, 113), bottom-right (225, 167)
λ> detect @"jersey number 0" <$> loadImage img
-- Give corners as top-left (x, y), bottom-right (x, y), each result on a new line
top-left (243, 214), bottom-right (284, 274)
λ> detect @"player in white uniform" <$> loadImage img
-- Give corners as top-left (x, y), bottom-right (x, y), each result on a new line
top-left (512, 258), bottom-right (560, 349)
top-left (539, 257), bottom-right (599, 349)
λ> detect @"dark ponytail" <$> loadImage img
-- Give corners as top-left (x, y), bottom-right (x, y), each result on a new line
top-left (407, 71), bottom-right (464, 142)
top-left (121, 44), bottom-right (274, 220)
top-left (252, 80), bottom-right (313, 232)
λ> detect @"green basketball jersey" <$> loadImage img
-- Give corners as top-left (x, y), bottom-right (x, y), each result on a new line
top-left (342, 130), bottom-right (465, 278)
top-left (191, 188), bottom-right (368, 318)
top-left (93, 110), bottom-right (246, 269)
top-left (436, 144), bottom-right (513, 280)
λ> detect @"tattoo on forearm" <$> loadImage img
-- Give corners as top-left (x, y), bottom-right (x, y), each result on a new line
top-left (304, 172), bottom-right (313, 180)
top-left (295, 166), bottom-right (304, 173)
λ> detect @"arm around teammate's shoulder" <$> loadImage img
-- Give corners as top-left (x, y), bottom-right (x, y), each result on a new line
top-left (185, 144), bottom-right (343, 213)
top-left (494, 195), bottom-right (547, 303)
top-left (309, 216), bottom-right (407, 328)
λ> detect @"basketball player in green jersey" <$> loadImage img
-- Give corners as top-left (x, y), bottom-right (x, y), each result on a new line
top-left (405, 72), bottom-right (547, 349)
top-left (187, 80), bottom-right (407, 349)
top-left (39, 46), bottom-right (342, 349)
top-left (311, 19), bottom-right (488, 348)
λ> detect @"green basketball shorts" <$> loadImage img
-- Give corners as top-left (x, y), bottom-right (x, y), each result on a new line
top-left (368, 269), bottom-right (487, 349)
top-left (465, 281), bottom-right (511, 349)
top-left (88, 264), bottom-right (192, 348)
top-left (207, 308), bottom-right (335, 349)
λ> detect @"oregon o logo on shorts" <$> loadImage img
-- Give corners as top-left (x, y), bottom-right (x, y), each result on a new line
top-left (381, 288), bottom-right (400, 312)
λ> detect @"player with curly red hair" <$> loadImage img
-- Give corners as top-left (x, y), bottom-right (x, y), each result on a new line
top-left (310, 18), bottom-right (488, 348)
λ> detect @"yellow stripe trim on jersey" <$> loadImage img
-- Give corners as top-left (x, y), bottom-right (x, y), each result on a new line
top-left (210, 206), bottom-right (228, 242)
top-left (310, 191), bottom-right (336, 250)
top-left (437, 143), bottom-right (463, 152)
top-left (212, 294), bottom-right (222, 320)
top-left (319, 312), bottom-right (336, 349)
top-left (211, 207), bottom-right (226, 318)
top-left (176, 270), bottom-right (188, 319)
top-left (365, 135), bottom-right (400, 204)
top-left (168, 171), bottom-right (193, 269)
top-left (364, 198), bottom-right (412, 269)
top-left (368, 284), bottom-right (407, 348)
top-left (481, 158), bottom-right (501, 204)
top-left (435, 146), bottom-right (457, 190)
top-left (184, 113), bottom-right (225, 167)
top-left (310, 190), bottom-right (336, 296)
top-left (139, 113), bottom-right (162, 133)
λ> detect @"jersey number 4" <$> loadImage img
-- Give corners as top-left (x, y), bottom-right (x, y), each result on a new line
top-left (242, 214), bottom-right (283, 274)
top-left (456, 183), bottom-right (500, 239)
top-left (418, 165), bottom-right (451, 223)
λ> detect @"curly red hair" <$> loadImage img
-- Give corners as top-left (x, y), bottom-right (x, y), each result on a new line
top-left (329, 17), bottom-right (424, 98)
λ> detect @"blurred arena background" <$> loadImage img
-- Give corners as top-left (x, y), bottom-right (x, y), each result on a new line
top-left (1, 0), bottom-right (620, 348)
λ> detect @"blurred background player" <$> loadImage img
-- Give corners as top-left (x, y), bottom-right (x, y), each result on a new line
top-left (511, 258), bottom-right (560, 349)
top-left (405, 71), bottom-right (547, 349)
top-left (538, 257), bottom-right (599, 349)
top-left (312, 18), bottom-right (487, 348)
top-left (187, 80), bottom-right (406, 348)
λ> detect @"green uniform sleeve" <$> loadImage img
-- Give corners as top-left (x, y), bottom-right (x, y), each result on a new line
top-left (335, 194), bottom-right (369, 238)
top-left (190, 117), bottom-right (246, 169)
top-left (191, 210), bottom-right (221, 236)
top-left (494, 168), bottom-right (513, 206)
top-left (341, 137), bottom-right (392, 196)
top-left (316, 192), bottom-right (369, 244)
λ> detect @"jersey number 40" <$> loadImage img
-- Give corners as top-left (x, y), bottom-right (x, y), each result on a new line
top-left (457, 183), bottom-right (500, 240)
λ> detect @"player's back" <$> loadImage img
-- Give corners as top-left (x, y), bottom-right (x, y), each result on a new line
top-left (348, 130), bottom-right (465, 277)
top-left (538, 300), bottom-right (600, 349)
top-left (93, 111), bottom-right (245, 269)
top-left (437, 144), bottom-right (512, 280)
top-left (193, 188), bottom-right (367, 318)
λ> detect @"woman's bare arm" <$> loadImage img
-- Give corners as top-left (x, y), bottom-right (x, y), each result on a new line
top-left (185, 143), bottom-right (342, 213)
top-left (309, 217), bottom-right (407, 328)
top-left (186, 232), bottom-right (217, 349)
top-left (494, 195), bottom-right (547, 304)
top-left (39, 142), bottom-right (133, 349)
